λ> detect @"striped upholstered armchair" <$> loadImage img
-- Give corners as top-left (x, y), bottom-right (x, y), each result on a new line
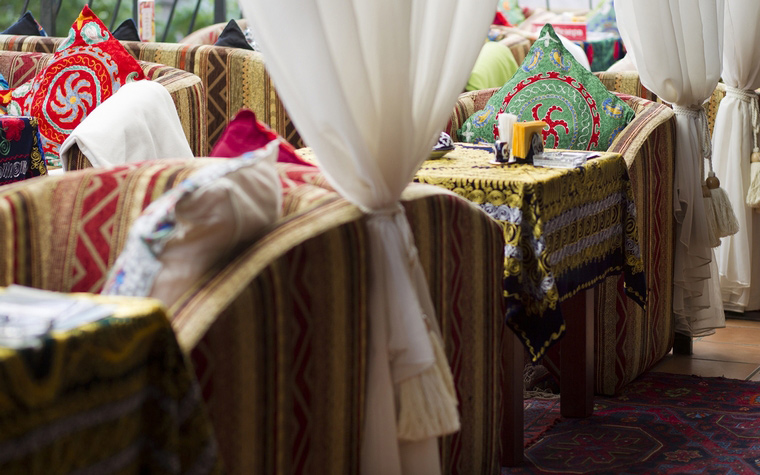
top-left (0, 160), bottom-right (506, 474)
top-left (0, 34), bottom-right (303, 154)
top-left (446, 82), bottom-right (678, 396)
top-left (0, 49), bottom-right (206, 169)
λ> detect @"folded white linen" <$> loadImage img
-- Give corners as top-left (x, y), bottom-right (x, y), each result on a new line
top-left (59, 79), bottom-right (193, 170)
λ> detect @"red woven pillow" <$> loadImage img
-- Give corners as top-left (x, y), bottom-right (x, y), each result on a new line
top-left (7, 6), bottom-right (146, 163)
top-left (210, 108), bottom-right (313, 167)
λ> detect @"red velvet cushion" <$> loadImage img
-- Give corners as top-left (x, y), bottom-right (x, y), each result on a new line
top-left (211, 108), bottom-right (313, 167)
top-left (7, 6), bottom-right (146, 163)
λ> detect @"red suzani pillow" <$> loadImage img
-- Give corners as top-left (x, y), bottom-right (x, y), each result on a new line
top-left (7, 6), bottom-right (145, 163)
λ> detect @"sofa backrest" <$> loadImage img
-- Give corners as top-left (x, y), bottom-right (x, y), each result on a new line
top-left (0, 34), bottom-right (303, 154)
top-left (0, 49), bottom-right (207, 157)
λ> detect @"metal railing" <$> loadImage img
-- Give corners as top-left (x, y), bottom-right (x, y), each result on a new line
top-left (19, 0), bottom-right (229, 39)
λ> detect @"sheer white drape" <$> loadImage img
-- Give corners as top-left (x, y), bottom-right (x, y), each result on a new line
top-left (238, 1), bottom-right (494, 474)
top-left (615, 0), bottom-right (725, 335)
top-left (713, 0), bottom-right (760, 312)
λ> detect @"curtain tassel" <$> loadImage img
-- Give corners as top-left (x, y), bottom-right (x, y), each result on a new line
top-left (396, 330), bottom-right (460, 441)
top-left (705, 171), bottom-right (739, 245)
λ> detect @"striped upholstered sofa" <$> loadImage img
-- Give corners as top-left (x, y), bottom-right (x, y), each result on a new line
top-left (446, 81), bottom-right (678, 396)
top-left (0, 34), bottom-right (303, 155)
top-left (0, 49), bottom-right (206, 166)
top-left (0, 159), bottom-right (506, 474)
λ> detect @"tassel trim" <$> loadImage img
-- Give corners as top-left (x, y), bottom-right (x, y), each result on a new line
top-left (396, 330), bottom-right (460, 442)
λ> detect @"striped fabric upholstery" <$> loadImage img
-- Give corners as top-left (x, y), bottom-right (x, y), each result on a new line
top-left (447, 85), bottom-right (678, 395)
top-left (0, 35), bottom-right (302, 153)
top-left (180, 19), bottom-right (250, 46)
top-left (444, 87), bottom-right (499, 139)
top-left (594, 71), bottom-right (658, 102)
top-left (498, 34), bottom-right (532, 65)
top-left (0, 49), bottom-right (207, 159)
top-left (596, 96), bottom-right (676, 395)
top-left (0, 162), bottom-right (506, 475)
top-left (0, 159), bottom-right (219, 292)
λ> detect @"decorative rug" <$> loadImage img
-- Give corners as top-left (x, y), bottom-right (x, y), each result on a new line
top-left (506, 372), bottom-right (760, 474)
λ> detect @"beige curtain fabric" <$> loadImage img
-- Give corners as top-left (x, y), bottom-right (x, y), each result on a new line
top-left (616, 0), bottom-right (726, 336)
top-left (713, 0), bottom-right (760, 312)
top-left (237, 1), bottom-right (494, 473)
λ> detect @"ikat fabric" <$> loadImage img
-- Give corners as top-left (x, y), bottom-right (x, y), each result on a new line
top-left (415, 145), bottom-right (646, 362)
top-left (459, 24), bottom-right (634, 151)
top-left (6, 6), bottom-right (145, 164)
top-left (0, 116), bottom-right (45, 185)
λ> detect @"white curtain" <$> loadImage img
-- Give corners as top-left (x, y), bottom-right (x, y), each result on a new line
top-left (238, 1), bottom-right (494, 474)
top-left (615, 0), bottom-right (725, 335)
top-left (713, 0), bottom-right (760, 313)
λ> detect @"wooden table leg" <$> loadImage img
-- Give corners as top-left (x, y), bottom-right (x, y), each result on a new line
top-left (559, 288), bottom-right (595, 418)
top-left (501, 325), bottom-right (524, 466)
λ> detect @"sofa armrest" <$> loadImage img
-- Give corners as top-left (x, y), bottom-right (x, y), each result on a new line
top-left (446, 87), bottom-right (499, 141)
top-left (139, 61), bottom-right (208, 157)
top-left (169, 183), bottom-right (506, 474)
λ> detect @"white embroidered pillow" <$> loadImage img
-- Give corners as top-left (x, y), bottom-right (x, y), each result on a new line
top-left (102, 139), bottom-right (282, 308)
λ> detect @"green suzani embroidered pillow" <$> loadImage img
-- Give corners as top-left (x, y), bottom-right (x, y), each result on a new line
top-left (458, 24), bottom-right (634, 151)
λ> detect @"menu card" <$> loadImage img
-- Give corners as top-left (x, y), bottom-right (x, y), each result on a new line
top-left (0, 285), bottom-right (115, 348)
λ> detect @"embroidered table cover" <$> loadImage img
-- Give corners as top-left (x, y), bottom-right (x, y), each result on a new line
top-left (0, 116), bottom-right (46, 185)
top-left (414, 143), bottom-right (646, 362)
top-left (0, 293), bottom-right (222, 474)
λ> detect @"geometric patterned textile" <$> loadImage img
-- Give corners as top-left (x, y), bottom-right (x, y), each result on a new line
top-left (446, 85), bottom-right (677, 395)
top-left (6, 6), bottom-right (145, 163)
top-left (508, 372), bottom-right (760, 474)
top-left (0, 294), bottom-right (222, 474)
top-left (173, 185), bottom-right (507, 475)
top-left (0, 34), bottom-right (304, 153)
top-left (415, 146), bottom-right (646, 362)
top-left (460, 24), bottom-right (635, 151)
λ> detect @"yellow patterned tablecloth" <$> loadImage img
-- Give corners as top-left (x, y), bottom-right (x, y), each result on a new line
top-left (0, 293), bottom-right (222, 474)
top-left (415, 144), bottom-right (646, 361)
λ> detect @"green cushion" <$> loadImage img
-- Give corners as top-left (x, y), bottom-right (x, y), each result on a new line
top-left (466, 41), bottom-right (518, 92)
top-left (458, 24), bottom-right (634, 151)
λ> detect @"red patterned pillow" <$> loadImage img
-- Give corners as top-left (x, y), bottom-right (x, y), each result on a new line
top-left (7, 6), bottom-right (145, 163)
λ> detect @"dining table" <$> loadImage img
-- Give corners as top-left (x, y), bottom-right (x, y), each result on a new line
top-left (0, 288), bottom-right (223, 474)
top-left (414, 143), bottom-right (646, 466)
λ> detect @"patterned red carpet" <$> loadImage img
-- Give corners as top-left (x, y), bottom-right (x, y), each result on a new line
top-left (506, 372), bottom-right (760, 474)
